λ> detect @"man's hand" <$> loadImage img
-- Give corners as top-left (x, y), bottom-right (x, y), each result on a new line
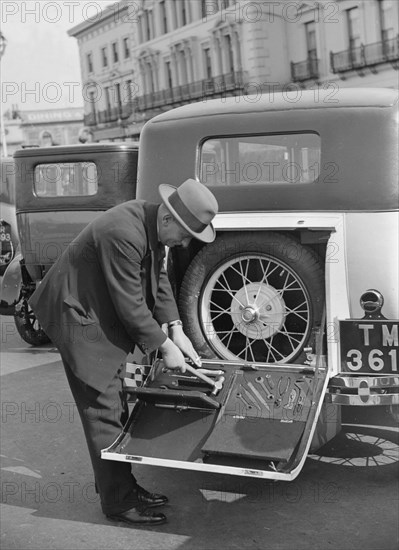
top-left (169, 325), bottom-right (202, 367)
top-left (158, 337), bottom-right (187, 372)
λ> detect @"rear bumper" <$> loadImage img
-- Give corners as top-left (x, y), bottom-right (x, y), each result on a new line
top-left (326, 375), bottom-right (399, 406)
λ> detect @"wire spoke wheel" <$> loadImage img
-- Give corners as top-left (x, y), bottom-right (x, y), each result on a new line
top-left (179, 232), bottom-right (325, 363)
top-left (202, 255), bottom-right (311, 362)
top-left (14, 298), bottom-right (50, 346)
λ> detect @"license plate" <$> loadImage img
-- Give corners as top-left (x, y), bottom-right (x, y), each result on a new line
top-left (340, 320), bottom-right (398, 373)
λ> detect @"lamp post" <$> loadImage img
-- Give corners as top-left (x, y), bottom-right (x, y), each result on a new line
top-left (0, 32), bottom-right (8, 157)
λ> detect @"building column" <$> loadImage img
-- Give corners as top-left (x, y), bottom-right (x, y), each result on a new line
top-left (231, 24), bottom-right (242, 70)
top-left (183, 39), bottom-right (194, 83)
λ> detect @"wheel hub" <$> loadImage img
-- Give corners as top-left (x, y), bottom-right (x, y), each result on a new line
top-left (230, 282), bottom-right (286, 339)
top-left (241, 306), bottom-right (257, 323)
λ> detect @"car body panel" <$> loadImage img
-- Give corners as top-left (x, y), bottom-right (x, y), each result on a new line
top-left (137, 88), bottom-right (398, 213)
top-left (14, 142), bottom-right (139, 276)
top-left (0, 157), bottom-right (18, 277)
top-left (0, 252), bottom-right (22, 315)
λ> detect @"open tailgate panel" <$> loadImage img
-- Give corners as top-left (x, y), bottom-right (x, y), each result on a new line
top-left (102, 360), bottom-right (331, 480)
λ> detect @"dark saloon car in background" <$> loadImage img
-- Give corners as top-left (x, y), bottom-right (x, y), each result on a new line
top-left (0, 142), bottom-right (139, 345)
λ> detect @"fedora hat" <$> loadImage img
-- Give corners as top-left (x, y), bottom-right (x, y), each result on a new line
top-left (159, 179), bottom-right (218, 243)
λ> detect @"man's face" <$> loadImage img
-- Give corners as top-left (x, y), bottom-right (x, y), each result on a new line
top-left (159, 214), bottom-right (193, 248)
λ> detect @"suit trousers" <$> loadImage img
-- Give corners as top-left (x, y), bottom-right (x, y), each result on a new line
top-left (62, 357), bottom-right (140, 515)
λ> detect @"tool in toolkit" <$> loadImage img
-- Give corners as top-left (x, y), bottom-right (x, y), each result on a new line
top-left (255, 376), bottom-right (274, 401)
top-left (236, 392), bottom-right (252, 410)
top-left (242, 387), bottom-right (262, 411)
top-left (246, 381), bottom-right (271, 411)
top-left (274, 376), bottom-right (293, 408)
top-left (161, 361), bottom-right (225, 396)
top-left (283, 387), bottom-right (298, 410)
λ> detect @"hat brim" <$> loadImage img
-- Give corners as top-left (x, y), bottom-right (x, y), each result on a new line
top-left (159, 184), bottom-right (216, 244)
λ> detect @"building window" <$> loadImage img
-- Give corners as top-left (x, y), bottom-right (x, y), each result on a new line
top-left (144, 9), bottom-right (154, 40)
top-left (165, 60), bottom-right (173, 88)
top-left (305, 21), bottom-right (317, 59)
top-left (203, 47), bottom-right (212, 79)
top-left (125, 80), bottom-right (133, 103)
top-left (186, 0), bottom-right (192, 23)
top-left (123, 37), bottom-right (130, 58)
top-left (201, 0), bottom-right (207, 19)
top-left (137, 15), bottom-right (143, 43)
top-left (101, 47), bottom-right (108, 68)
top-left (87, 53), bottom-right (93, 73)
top-left (379, 0), bottom-right (395, 41)
top-left (115, 83), bottom-right (122, 113)
top-left (112, 42), bottom-right (119, 63)
top-left (89, 91), bottom-right (97, 123)
top-left (171, 1), bottom-right (178, 29)
top-left (346, 7), bottom-right (361, 50)
top-left (144, 10), bottom-right (149, 40)
top-left (145, 62), bottom-right (155, 93)
top-left (224, 34), bottom-right (235, 73)
top-left (346, 6), bottom-right (361, 65)
top-left (179, 50), bottom-right (188, 85)
top-left (105, 86), bottom-right (111, 111)
top-left (160, 0), bottom-right (168, 34)
top-left (181, 1), bottom-right (187, 26)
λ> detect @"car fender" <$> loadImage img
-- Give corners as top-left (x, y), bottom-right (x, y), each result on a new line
top-left (0, 252), bottom-right (22, 315)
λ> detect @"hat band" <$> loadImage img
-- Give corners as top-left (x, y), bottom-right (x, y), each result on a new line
top-left (169, 191), bottom-right (207, 233)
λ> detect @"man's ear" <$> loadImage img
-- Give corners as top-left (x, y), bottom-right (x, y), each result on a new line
top-left (161, 212), bottom-right (174, 226)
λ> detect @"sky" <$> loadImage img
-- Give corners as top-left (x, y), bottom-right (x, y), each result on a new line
top-left (1, 0), bottom-right (117, 113)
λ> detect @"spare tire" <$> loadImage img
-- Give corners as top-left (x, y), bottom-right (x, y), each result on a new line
top-left (178, 232), bottom-right (325, 363)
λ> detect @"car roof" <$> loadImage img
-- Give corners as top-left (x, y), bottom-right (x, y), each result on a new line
top-left (149, 87), bottom-right (398, 124)
top-left (13, 142), bottom-right (139, 158)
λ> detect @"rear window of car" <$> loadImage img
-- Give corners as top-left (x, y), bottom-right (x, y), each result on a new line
top-left (199, 133), bottom-right (321, 186)
top-left (34, 162), bottom-right (98, 197)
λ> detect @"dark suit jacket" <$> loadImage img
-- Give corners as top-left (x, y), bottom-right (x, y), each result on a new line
top-left (29, 200), bottom-right (179, 393)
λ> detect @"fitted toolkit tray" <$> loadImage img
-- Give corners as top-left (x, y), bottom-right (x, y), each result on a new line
top-left (102, 359), bottom-right (335, 480)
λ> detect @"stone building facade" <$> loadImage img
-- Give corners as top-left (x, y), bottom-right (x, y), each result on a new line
top-left (1, 107), bottom-right (84, 156)
top-left (20, 108), bottom-right (84, 147)
top-left (68, 0), bottom-right (399, 141)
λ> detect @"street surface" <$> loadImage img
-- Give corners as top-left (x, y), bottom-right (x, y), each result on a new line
top-left (1, 314), bottom-right (398, 550)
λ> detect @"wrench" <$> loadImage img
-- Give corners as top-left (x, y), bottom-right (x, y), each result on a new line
top-left (210, 376), bottom-right (225, 396)
top-left (197, 368), bottom-right (225, 377)
top-left (255, 376), bottom-right (274, 400)
top-left (293, 379), bottom-right (310, 416)
top-left (184, 363), bottom-right (217, 386)
top-left (236, 392), bottom-right (252, 410)
top-left (243, 387), bottom-right (262, 411)
top-left (247, 382), bottom-right (270, 411)
top-left (166, 363), bottom-right (224, 395)
top-left (294, 394), bottom-right (305, 417)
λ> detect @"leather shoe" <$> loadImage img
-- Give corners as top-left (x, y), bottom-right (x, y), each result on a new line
top-left (137, 485), bottom-right (169, 508)
top-left (107, 506), bottom-right (167, 526)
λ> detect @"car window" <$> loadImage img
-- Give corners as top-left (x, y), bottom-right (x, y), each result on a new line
top-left (199, 133), bottom-right (321, 186)
top-left (34, 162), bottom-right (98, 197)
